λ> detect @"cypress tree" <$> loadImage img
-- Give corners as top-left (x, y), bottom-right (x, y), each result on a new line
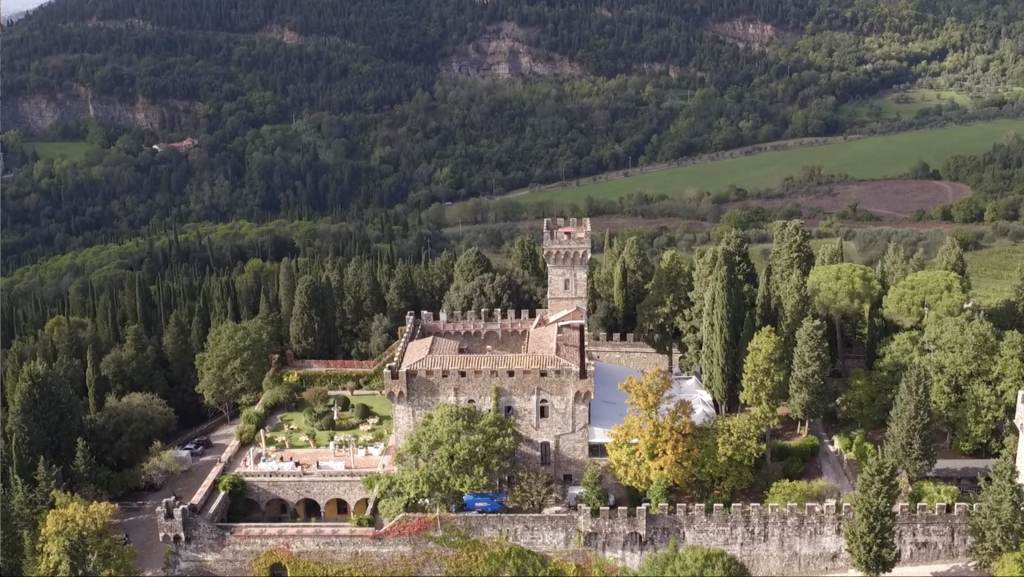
top-left (936, 237), bottom-right (970, 290)
top-left (969, 439), bottom-right (1024, 568)
top-left (877, 242), bottom-right (911, 290)
top-left (883, 363), bottom-right (936, 483)
top-left (84, 344), bottom-right (102, 415)
top-left (788, 316), bottom-right (831, 435)
top-left (845, 451), bottom-right (899, 577)
top-left (815, 238), bottom-right (844, 267)
top-left (768, 221), bottom-right (814, 363)
top-left (755, 262), bottom-right (776, 330)
top-left (701, 264), bottom-right (733, 412)
top-left (290, 274), bottom-right (332, 358)
top-left (279, 257), bottom-right (297, 342)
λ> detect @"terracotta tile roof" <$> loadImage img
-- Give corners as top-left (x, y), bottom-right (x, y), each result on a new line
top-left (405, 354), bottom-right (576, 371)
top-left (400, 336), bottom-right (461, 370)
top-left (526, 323), bottom-right (558, 355)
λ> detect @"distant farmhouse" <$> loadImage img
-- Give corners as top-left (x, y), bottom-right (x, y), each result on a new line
top-left (152, 137), bottom-right (197, 152)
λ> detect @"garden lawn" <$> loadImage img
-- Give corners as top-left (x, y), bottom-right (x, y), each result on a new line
top-left (269, 394), bottom-right (393, 449)
top-left (24, 141), bottom-right (94, 161)
top-left (963, 243), bottom-right (1024, 306)
top-left (517, 119), bottom-right (1024, 205)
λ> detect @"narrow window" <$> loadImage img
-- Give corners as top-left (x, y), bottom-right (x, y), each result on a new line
top-left (563, 474), bottom-right (573, 484)
top-left (539, 370), bottom-right (548, 378)
top-left (505, 405), bottom-right (514, 418)
top-left (539, 399), bottom-right (550, 419)
top-left (540, 442), bottom-right (551, 466)
top-left (507, 370), bottom-right (515, 378)
top-left (458, 371), bottom-right (467, 378)
top-left (441, 370), bottom-right (449, 378)
top-left (468, 399), bottom-right (476, 407)
top-left (564, 278), bottom-right (571, 291)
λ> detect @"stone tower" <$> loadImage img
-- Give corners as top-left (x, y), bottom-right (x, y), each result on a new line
top-left (543, 217), bottom-right (592, 313)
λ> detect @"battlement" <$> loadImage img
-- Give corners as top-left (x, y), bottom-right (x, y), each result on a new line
top-left (543, 218), bottom-right (592, 248)
top-left (576, 502), bottom-right (978, 519)
top-left (589, 333), bottom-right (641, 344)
top-left (419, 308), bottom-right (549, 325)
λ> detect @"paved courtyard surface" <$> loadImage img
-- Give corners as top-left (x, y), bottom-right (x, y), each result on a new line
top-left (113, 420), bottom-right (239, 576)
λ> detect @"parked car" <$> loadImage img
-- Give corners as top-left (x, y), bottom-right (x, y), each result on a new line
top-left (451, 493), bottom-right (507, 514)
top-left (192, 436), bottom-right (213, 449)
top-left (182, 442), bottom-right (205, 457)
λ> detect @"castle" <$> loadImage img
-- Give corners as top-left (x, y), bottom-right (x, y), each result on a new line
top-left (383, 217), bottom-right (714, 488)
top-left (155, 218), bottom-right (1024, 576)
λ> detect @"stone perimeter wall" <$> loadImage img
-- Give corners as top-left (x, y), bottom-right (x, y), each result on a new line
top-left (169, 501), bottom-right (975, 576)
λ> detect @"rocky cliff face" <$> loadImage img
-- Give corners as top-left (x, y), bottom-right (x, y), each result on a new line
top-left (704, 18), bottom-right (780, 50)
top-left (441, 21), bottom-right (583, 79)
top-left (1, 86), bottom-right (197, 135)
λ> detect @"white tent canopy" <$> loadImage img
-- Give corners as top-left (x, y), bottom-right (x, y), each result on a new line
top-left (588, 361), bottom-right (717, 443)
top-left (172, 450), bottom-right (193, 471)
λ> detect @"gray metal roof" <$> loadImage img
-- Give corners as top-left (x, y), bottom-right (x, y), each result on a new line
top-left (928, 459), bottom-right (997, 478)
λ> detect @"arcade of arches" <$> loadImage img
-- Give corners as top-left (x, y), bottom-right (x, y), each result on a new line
top-left (238, 496), bottom-right (372, 522)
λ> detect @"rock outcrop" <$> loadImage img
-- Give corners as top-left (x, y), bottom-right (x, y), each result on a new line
top-left (441, 21), bottom-right (583, 79)
top-left (704, 18), bottom-right (780, 50)
top-left (1, 86), bottom-right (197, 135)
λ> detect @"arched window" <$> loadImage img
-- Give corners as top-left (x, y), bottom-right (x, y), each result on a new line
top-left (540, 441), bottom-right (551, 466)
top-left (467, 399), bottom-right (476, 407)
top-left (539, 399), bottom-right (550, 419)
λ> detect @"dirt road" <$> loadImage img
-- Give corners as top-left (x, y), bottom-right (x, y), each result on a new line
top-left (810, 419), bottom-right (854, 494)
top-left (113, 420), bottom-right (240, 576)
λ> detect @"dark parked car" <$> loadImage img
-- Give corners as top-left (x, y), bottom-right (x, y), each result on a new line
top-left (182, 442), bottom-right (205, 457)
top-left (192, 436), bottom-right (213, 449)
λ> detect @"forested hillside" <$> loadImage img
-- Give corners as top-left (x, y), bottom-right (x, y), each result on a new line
top-left (3, 0), bottom-right (1024, 269)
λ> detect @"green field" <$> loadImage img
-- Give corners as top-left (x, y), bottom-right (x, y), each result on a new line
top-left (24, 141), bottom-right (94, 161)
top-left (839, 89), bottom-right (973, 120)
top-left (963, 243), bottom-right (1024, 305)
top-left (518, 120), bottom-right (1024, 205)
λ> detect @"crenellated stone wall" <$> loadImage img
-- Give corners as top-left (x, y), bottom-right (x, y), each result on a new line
top-left (169, 501), bottom-right (976, 576)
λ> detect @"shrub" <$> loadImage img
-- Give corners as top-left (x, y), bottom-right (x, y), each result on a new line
top-left (319, 415), bottom-right (335, 431)
top-left (362, 377), bottom-right (384, 391)
top-left (335, 395), bottom-right (351, 412)
top-left (351, 514), bottom-right (373, 527)
top-left (764, 479), bottom-right (839, 511)
top-left (301, 385), bottom-right (330, 409)
top-left (909, 481), bottom-right (962, 510)
top-left (352, 402), bottom-right (370, 420)
top-left (638, 539), bottom-right (751, 576)
top-left (772, 435), bottom-right (820, 480)
top-left (218, 473), bottom-right (245, 496)
top-left (241, 407), bottom-right (266, 428)
top-left (302, 407), bottom-right (321, 429)
top-left (236, 423), bottom-right (257, 444)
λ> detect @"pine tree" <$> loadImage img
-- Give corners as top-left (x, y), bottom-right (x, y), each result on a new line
top-left (71, 437), bottom-right (105, 501)
top-left (815, 238), bottom-right (844, 267)
top-left (877, 242), bottom-right (911, 290)
top-left (969, 440), bottom-right (1024, 568)
top-left (883, 364), bottom-right (936, 482)
top-left (908, 248), bottom-right (926, 273)
top-left (936, 237), bottom-right (971, 290)
top-left (845, 451), bottom-right (899, 577)
top-left (788, 317), bottom-right (831, 434)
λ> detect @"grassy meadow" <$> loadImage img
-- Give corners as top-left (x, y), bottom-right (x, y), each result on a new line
top-left (517, 119), bottom-right (1024, 205)
top-left (24, 141), bottom-right (94, 161)
top-left (838, 89), bottom-right (974, 120)
top-left (963, 243), bottom-right (1024, 305)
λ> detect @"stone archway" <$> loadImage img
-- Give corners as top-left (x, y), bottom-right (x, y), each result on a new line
top-left (583, 531), bottom-right (602, 550)
top-left (622, 531), bottom-right (644, 550)
top-left (296, 498), bottom-right (321, 521)
top-left (324, 498), bottom-right (351, 521)
top-left (242, 498), bottom-right (265, 522)
top-left (269, 562), bottom-right (288, 577)
top-left (353, 498), bottom-right (370, 516)
top-left (265, 498), bottom-right (292, 522)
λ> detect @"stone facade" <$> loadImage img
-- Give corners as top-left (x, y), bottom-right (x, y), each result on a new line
top-left (235, 473), bottom-right (376, 522)
top-left (169, 502), bottom-right (976, 576)
top-left (587, 333), bottom-right (668, 373)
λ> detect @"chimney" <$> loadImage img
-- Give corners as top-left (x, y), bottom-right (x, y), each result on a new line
top-left (578, 325), bottom-right (587, 379)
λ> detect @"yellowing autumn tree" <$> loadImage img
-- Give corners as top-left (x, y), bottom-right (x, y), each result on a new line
top-left (34, 491), bottom-right (137, 577)
top-left (607, 368), bottom-right (699, 494)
